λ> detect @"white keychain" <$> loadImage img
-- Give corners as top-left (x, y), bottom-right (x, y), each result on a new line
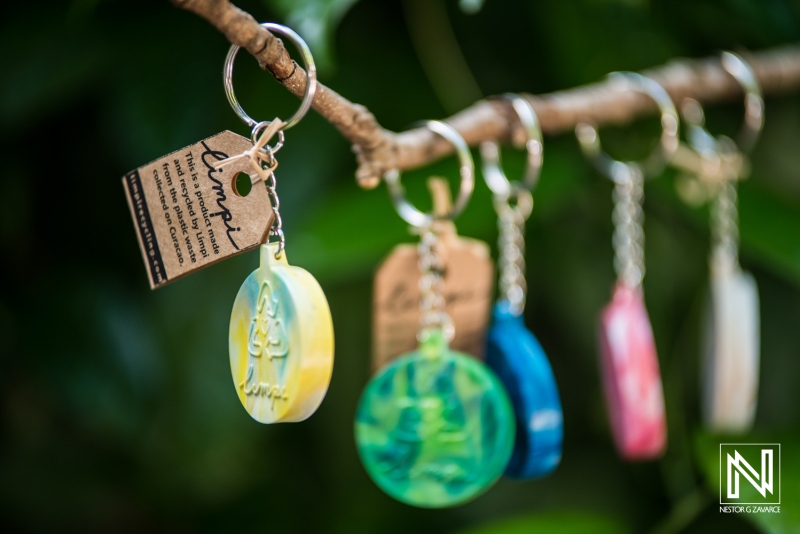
top-left (704, 244), bottom-right (760, 432)
top-left (674, 52), bottom-right (764, 433)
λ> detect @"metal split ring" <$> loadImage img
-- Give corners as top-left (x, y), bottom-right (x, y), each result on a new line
top-left (722, 51), bottom-right (764, 153)
top-left (576, 72), bottom-right (680, 182)
top-left (682, 52), bottom-right (763, 155)
top-left (494, 185), bottom-right (533, 221)
top-left (480, 94), bottom-right (544, 199)
top-left (250, 121), bottom-right (286, 153)
top-left (384, 120), bottom-right (475, 228)
top-left (223, 23), bottom-right (317, 134)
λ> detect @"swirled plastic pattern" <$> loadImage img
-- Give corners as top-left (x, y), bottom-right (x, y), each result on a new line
top-left (229, 243), bottom-right (334, 423)
top-left (355, 330), bottom-right (514, 507)
top-left (486, 301), bottom-right (563, 478)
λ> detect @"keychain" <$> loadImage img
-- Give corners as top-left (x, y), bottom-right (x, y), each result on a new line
top-left (479, 95), bottom-right (563, 478)
top-left (576, 73), bottom-right (678, 460)
top-left (224, 24), bottom-right (334, 424)
top-left (671, 52), bottom-right (763, 434)
top-left (123, 23), bottom-right (333, 422)
top-left (355, 121), bottom-right (514, 508)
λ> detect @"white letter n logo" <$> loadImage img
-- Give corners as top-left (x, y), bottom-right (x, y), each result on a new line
top-left (727, 449), bottom-right (773, 499)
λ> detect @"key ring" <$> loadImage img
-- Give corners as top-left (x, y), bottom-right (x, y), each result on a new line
top-left (682, 52), bottom-right (764, 155)
top-left (722, 51), bottom-right (764, 153)
top-left (576, 72), bottom-right (679, 183)
top-left (223, 23), bottom-right (317, 137)
top-left (480, 94), bottom-right (543, 200)
top-left (384, 121), bottom-right (475, 228)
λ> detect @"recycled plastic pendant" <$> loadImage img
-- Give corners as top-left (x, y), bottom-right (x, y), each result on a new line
top-left (355, 329), bottom-right (515, 507)
top-left (598, 283), bottom-right (666, 459)
top-left (358, 121), bottom-right (512, 507)
top-left (595, 162), bottom-right (666, 461)
top-left (703, 249), bottom-right (760, 433)
top-left (675, 53), bottom-right (764, 434)
top-left (479, 95), bottom-right (563, 479)
top-left (486, 302), bottom-right (563, 478)
top-left (575, 73), bottom-right (677, 459)
top-left (229, 242), bottom-right (334, 423)
top-left (221, 23), bottom-right (333, 424)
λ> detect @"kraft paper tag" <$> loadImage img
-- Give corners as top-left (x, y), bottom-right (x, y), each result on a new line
top-left (123, 131), bottom-right (274, 289)
top-left (372, 228), bottom-right (494, 371)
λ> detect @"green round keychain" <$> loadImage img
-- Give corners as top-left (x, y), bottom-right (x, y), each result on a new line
top-left (355, 121), bottom-right (515, 508)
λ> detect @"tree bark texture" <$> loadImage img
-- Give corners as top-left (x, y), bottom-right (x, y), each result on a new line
top-left (172, 0), bottom-right (800, 189)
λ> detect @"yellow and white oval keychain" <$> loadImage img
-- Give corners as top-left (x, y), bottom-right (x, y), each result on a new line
top-left (225, 24), bottom-right (334, 423)
top-left (231, 242), bottom-right (334, 423)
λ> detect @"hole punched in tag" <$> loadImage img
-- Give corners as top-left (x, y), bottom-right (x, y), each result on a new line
top-left (233, 172), bottom-right (253, 197)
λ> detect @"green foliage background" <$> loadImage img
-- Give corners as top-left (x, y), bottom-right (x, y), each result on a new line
top-left (1, 0), bottom-right (800, 532)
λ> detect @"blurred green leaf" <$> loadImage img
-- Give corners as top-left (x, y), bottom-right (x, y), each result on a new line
top-left (648, 176), bottom-right (800, 287)
top-left (0, 10), bottom-right (104, 131)
top-left (738, 179), bottom-right (800, 286)
top-left (459, 0), bottom-right (486, 14)
top-left (266, 0), bottom-right (361, 70)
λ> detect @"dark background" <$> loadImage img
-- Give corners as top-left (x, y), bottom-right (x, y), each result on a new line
top-left (1, 0), bottom-right (800, 532)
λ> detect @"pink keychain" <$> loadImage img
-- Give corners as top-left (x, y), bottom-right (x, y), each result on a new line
top-left (599, 282), bottom-right (665, 459)
top-left (576, 72), bottom-right (679, 460)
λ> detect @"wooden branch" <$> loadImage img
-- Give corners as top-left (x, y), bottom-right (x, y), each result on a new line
top-left (172, 0), bottom-right (800, 189)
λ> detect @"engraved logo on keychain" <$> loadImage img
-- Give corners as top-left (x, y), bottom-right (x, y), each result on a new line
top-left (372, 178), bottom-right (493, 370)
top-left (230, 242), bottom-right (333, 423)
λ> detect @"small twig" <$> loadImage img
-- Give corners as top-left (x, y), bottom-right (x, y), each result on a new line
top-left (172, 0), bottom-right (800, 189)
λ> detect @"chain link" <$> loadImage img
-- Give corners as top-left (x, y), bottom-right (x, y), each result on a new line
top-left (494, 189), bottom-right (532, 316)
top-left (262, 146), bottom-right (285, 258)
top-left (612, 164), bottom-right (645, 289)
top-left (417, 227), bottom-right (454, 342)
top-left (710, 179), bottom-right (739, 271)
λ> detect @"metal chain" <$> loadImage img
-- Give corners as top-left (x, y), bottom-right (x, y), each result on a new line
top-left (710, 179), bottom-right (739, 271)
top-left (611, 164), bottom-right (645, 289)
top-left (417, 227), bottom-right (454, 342)
top-left (494, 190), bottom-right (531, 316)
top-left (262, 146), bottom-right (285, 258)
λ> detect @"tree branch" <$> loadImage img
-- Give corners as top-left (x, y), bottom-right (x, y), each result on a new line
top-left (172, 0), bottom-right (800, 189)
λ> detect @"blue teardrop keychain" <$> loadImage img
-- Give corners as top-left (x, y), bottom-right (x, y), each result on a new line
top-left (480, 95), bottom-right (563, 478)
top-left (486, 302), bottom-right (562, 477)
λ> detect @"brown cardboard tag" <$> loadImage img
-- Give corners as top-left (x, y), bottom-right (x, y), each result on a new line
top-left (122, 131), bottom-right (274, 289)
top-left (372, 227), bottom-right (494, 371)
